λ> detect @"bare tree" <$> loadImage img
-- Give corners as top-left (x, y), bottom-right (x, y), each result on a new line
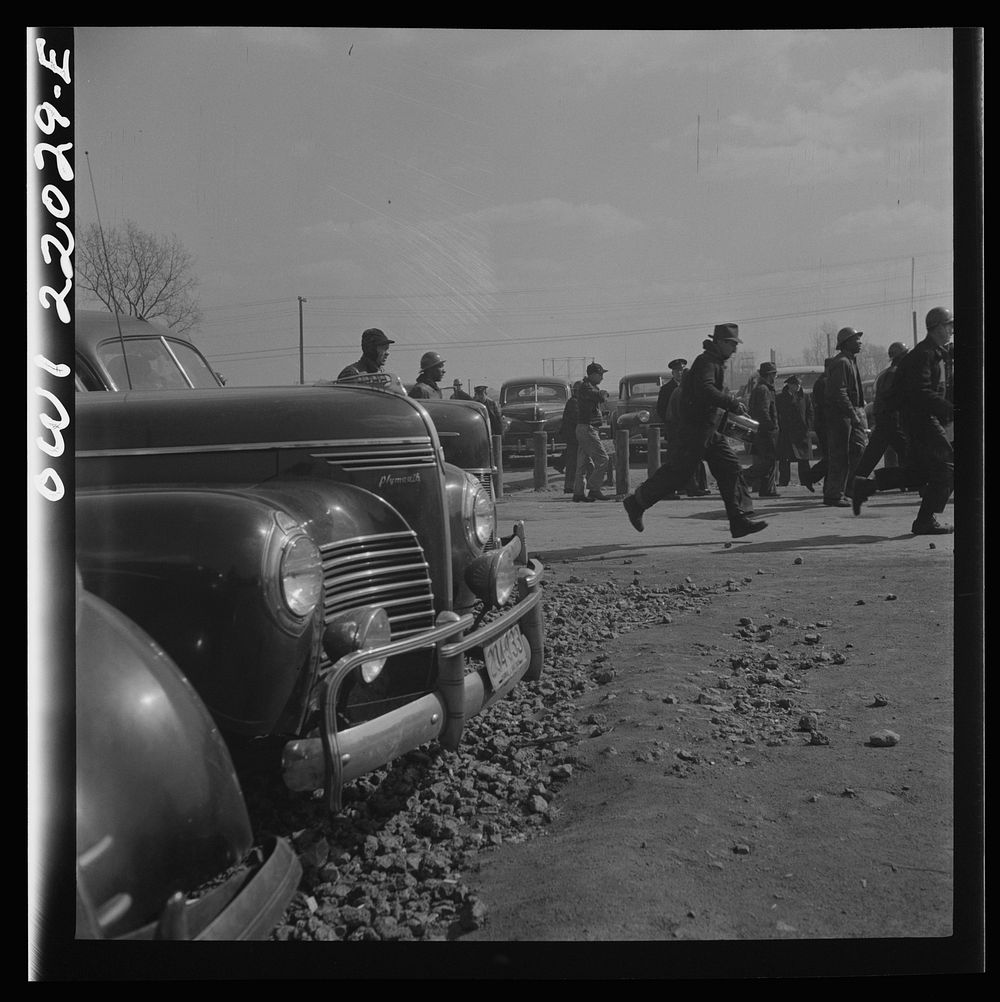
top-left (77, 219), bottom-right (202, 334)
top-left (857, 342), bottom-right (888, 381)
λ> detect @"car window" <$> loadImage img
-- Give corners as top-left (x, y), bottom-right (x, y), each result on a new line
top-left (97, 336), bottom-right (218, 390)
top-left (503, 384), bottom-right (568, 404)
top-left (628, 378), bottom-right (665, 397)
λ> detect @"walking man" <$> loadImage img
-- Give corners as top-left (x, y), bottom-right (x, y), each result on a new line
top-left (622, 324), bottom-right (766, 539)
top-left (822, 327), bottom-right (868, 507)
top-left (776, 374), bottom-right (816, 491)
top-left (408, 352), bottom-right (447, 399)
top-left (852, 308), bottom-right (954, 533)
top-left (573, 363), bottom-right (612, 502)
top-left (745, 361), bottom-right (781, 497)
top-left (337, 327), bottom-right (395, 379)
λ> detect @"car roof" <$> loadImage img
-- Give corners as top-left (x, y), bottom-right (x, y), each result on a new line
top-left (621, 371), bottom-right (670, 380)
top-left (500, 376), bottom-right (572, 386)
top-left (75, 310), bottom-right (191, 350)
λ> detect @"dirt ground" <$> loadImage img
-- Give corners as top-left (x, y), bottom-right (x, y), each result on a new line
top-left (458, 468), bottom-right (982, 976)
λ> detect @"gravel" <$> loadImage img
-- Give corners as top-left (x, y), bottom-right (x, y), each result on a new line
top-left (236, 575), bottom-right (851, 941)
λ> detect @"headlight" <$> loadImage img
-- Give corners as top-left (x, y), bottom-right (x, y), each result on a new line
top-left (323, 606), bottom-right (392, 683)
top-left (464, 546), bottom-right (517, 608)
top-left (463, 475), bottom-right (496, 549)
top-left (279, 534), bottom-right (323, 618)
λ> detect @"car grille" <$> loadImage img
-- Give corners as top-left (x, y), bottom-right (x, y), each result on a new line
top-left (318, 531), bottom-right (436, 671)
top-left (310, 440), bottom-right (438, 472)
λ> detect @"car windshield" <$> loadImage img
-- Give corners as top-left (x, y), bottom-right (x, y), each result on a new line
top-left (502, 383), bottom-right (568, 405)
top-left (97, 336), bottom-right (220, 390)
top-left (627, 377), bottom-right (667, 397)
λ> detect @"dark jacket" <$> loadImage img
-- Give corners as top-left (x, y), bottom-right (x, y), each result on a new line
top-left (557, 395), bottom-right (581, 441)
top-left (408, 376), bottom-right (442, 399)
top-left (776, 386), bottom-right (814, 460)
top-left (894, 336), bottom-right (953, 426)
top-left (338, 355), bottom-right (382, 379)
top-left (679, 341), bottom-right (741, 432)
top-left (476, 395), bottom-right (504, 436)
top-left (655, 380), bottom-right (678, 425)
top-left (576, 379), bottom-right (607, 427)
top-left (826, 350), bottom-right (866, 427)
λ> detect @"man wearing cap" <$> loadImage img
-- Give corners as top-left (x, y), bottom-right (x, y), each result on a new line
top-left (822, 326), bottom-right (868, 506)
top-left (451, 378), bottom-right (473, 401)
top-left (776, 374), bottom-right (816, 491)
top-left (654, 358), bottom-right (711, 499)
top-left (572, 363), bottom-right (612, 502)
top-left (623, 324), bottom-right (766, 539)
top-left (745, 361), bottom-right (781, 497)
top-left (473, 384), bottom-right (503, 437)
top-left (338, 327), bottom-right (395, 379)
top-left (409, 351), bottom-right (447, 399)
top-left (852, 308), bottom-right (954, 533)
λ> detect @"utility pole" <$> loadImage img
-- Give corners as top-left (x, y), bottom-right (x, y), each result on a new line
top-left (298, 296), bottom-right (307, 384)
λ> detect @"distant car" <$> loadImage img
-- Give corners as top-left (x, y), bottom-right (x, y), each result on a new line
top-left (75, 572), bottom-right (301, 940)
top-left (498, 376), bottom-right (573, 459)
top-left (610, 371), bottom-right (669, 454)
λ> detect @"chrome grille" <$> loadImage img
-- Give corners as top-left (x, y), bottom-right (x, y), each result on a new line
top-left (310, 441), bottom-right (437, 472)
top-left (318, 531), bottom-right (436, 671)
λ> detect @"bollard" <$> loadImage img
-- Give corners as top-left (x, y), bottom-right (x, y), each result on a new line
top-left (491, 434), bottom-right (504, 500)
top-left (532, 430), bottom-right (548, 490)
top-left (615, 429), bottom-right (630, 497)
top-left (647, 425), bottom-right (662, 478)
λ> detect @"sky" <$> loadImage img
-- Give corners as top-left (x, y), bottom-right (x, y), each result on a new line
top-left (71, 27), bottom-right (955, 390)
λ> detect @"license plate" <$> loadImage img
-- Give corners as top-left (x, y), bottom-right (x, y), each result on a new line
top-left (483, 626), bottom-right (530, 690)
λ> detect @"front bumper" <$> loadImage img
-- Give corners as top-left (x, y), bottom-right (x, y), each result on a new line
top-left (281, 531), bottom-right (545, 811)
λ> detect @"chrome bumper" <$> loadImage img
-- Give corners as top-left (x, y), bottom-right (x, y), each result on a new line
top-left (281, 542), bottom-right (545, 811)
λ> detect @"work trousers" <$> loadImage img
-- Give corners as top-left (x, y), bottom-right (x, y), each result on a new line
top-left (854, 418), bottom-right (908, 481)
top-left (561, 435), bottom-right (578, 492)
top-left (823, 417), bottom-right (866, 501)
top-left (778, 459), bottom-right (815, 487)
top-left (635, 429), bottom-right (754, 528)
top-left (574, 424), bottom-right (610, 497)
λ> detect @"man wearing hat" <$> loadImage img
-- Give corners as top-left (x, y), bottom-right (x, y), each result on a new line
top-left (852, 308), bottom-right (954, 533)
top-left (473, 384), bottom-right (503, 437)
top-left (623, 324), bottom-right (766, 538)
top-left (821, 326), bottom-right (868, 506)
top-left (572, 363), bottom-right (612, 501)
top-left (745, 361), bottom-right (781, 497)
top-left (408, 351), bottom-right (447, 399)
top-left (338, 327), bottom-right (395, 380)
top-left (776, 374), bottom-right (817, 491)
top-left (450, 378), bottom-right (473, 401)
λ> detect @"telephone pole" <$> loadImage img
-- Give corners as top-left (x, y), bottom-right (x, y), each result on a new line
top-left (298, 296), bottom-right (307, 384)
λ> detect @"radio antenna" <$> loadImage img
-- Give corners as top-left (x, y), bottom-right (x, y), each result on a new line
top-left (83, 151), bottom-right (132, 389)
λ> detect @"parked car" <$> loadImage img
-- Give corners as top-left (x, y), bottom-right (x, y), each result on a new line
top-left (75, 571), bottom-right (300, 939)
top-left (610, 371), bottom-right (669, 454)
top-left (498, 376), bottom-right (573, 460)
top-left (74, 312), bottom-right (545, 812)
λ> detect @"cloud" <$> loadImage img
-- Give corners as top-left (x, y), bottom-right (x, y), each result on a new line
top-left (822, 68), bottom-right (951, 114)
top-left (468, 198), bottom-right (646, 238)
top-left (829, 200), bottom-right (952, 237)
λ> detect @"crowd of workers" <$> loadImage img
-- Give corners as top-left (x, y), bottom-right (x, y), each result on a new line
top-left (334, 307), bottom-right (955, 540)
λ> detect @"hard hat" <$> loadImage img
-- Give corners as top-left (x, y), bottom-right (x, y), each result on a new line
top-left (836, 326), bottom-right (863, 347)
top-left (420, 351), bottom-right (446, 372)
top-left (925, 306), bottom-right (954, 329)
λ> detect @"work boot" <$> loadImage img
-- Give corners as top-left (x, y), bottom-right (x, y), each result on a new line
top-left (588, 490), bottom-right (610, 501)
top-left (623, 494), bottom-right (645, 532)
top-left (802, 478), bottom-right (816, 493)
top-left (851, 477), bottom-right (877, 516)
top-left (572, 495), bottom-right (596, 503)
top-left (730, 519), bottom-right (767, 539)
top-left (911, 517), bottom-right (953, 535)
top-left (823, 498), bottom-right (852, 507)
top-left (758, 491), bottom-right (781, 498)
